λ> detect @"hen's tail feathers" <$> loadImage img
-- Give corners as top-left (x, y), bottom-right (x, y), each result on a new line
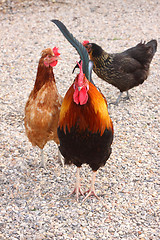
top-left (146, 39), bottom-right (157, 55)
top-left (51, 19), bottom-right (90, 81)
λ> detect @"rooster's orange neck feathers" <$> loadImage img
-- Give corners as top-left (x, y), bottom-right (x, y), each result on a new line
top-left (59, 81), bottom-right (113, 136)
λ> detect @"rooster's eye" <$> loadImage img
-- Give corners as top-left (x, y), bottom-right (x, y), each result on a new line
top-left (48, 55), bottom-right (52, 58)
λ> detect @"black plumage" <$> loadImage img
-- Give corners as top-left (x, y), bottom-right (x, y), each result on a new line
top-left (83, 40), bottom-right (157, 104)
top-left (58, 114), bottom-right (113, 172)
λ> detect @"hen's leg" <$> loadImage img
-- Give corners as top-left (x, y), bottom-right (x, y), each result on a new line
top-left (82, 171), bottom-right (99, 202)
top-left (111, 91), bottom-right (130, 105)
top-left (68, 167), bottom-right (83, 201)
top-left (58, 147), bottom-right (64, 168)
top-left (110, 92), bottom-right (123, 106)
top-left (123, 91), bottom-right (130, 100)
top-left (39, 149), bottom-right (46, 168)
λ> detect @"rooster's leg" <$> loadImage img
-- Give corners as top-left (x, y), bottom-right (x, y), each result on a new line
top-left (67, 167), bottom-right (83, 201)
top-left (82, 171), bottom-right (99, 202)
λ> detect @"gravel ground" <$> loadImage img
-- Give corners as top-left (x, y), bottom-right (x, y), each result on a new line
top-left (0, 0), bottom-right (160, 239)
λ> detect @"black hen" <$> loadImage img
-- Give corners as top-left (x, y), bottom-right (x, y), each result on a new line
top-left (82, 40), bottom-right (157, 105)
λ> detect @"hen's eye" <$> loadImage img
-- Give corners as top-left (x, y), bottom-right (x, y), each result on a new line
top-left (48, 55), bottom-right (52, 58)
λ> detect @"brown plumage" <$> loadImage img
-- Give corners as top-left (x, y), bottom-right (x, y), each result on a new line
top-left (24, 48), bottom-right (63, 168)
top-left (82, 40), bottom-right (157, 104)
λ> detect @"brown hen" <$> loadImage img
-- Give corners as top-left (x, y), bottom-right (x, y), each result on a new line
top-left (24, 47), bottom-right (63, 168)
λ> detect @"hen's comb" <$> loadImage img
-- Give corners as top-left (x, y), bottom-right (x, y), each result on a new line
top-left (53, 47), bottom-right (60, 56)
top-left (83, 40), bottom-right (89, 46)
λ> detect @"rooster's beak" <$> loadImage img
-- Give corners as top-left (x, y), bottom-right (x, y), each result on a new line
top-left (78, 86), bottom-right (83, 91)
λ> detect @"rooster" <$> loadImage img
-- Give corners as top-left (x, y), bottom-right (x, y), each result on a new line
top-left (24, 47), bottom-right (63, 168)
top-left (75, 40), bottom-right (157, 105)
top-left (52, 20), bottom-right (113, 201)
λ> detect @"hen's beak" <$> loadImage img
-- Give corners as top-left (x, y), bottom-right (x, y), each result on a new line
top-left (44, 55), bottom-right (61, 66)
top-left (53, 55), bottom-right (61, 61)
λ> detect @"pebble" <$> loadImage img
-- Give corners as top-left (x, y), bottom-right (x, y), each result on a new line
top-left (0, 0), bottom-right (160, 239)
